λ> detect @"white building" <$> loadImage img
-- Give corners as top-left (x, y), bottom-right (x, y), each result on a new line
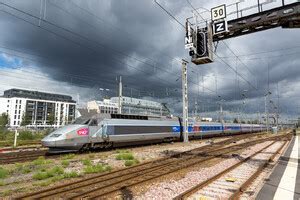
top-left (87, 99), bottom-right (118, 114)
top-left (0, 89), bottom-right (76, 128)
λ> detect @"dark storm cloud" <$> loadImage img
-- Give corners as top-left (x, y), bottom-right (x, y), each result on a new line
top-left (0, 0), bottom-right (299, 119)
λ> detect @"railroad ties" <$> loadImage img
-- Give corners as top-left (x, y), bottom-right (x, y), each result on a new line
top-left (15, 132), bottom-right (291, 199)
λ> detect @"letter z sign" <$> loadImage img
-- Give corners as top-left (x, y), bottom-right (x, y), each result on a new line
top-left (213, 20), bottom-right (228, 35)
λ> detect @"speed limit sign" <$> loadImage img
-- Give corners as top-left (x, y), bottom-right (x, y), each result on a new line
top-left (211, 4), bottom-right (226, 21)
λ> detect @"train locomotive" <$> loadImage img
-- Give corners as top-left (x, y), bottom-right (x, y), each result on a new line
top-left (41, 113), bottom-right (267, 153)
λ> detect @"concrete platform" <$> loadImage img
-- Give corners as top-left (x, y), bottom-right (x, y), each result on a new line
top-left (257, 135), bottom-right (299, 200)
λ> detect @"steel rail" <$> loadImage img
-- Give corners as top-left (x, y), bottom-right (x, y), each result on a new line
top-left (72, 135), bottom-right (291, 199)
top-left (173, 138), bottom-right (289, 200)
top-left (15, 134), bottom-right (256, 199)
top-left (15, 133), bottom-right (290, 199)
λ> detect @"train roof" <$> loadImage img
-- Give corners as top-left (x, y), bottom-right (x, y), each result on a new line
top-left (75, 112), bottom-right (177, 123)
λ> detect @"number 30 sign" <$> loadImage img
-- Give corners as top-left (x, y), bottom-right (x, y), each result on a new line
top-left (211, 4), bottom-right (226, 21)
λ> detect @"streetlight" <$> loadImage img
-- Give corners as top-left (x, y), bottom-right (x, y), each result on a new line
top-left (99, 88), bottom-right (110, 99)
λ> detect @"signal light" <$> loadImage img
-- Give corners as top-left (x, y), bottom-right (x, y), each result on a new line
top-left (189, 50), bottom-right (195, 56)
top-left (196, 31), bottom-right (207, 57)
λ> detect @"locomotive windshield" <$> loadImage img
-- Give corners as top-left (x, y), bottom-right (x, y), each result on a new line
top-left (72, 117), bottom-right (90, 125)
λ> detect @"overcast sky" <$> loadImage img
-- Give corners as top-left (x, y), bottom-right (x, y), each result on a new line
top-left (0, 0), bottom-right (299, 122)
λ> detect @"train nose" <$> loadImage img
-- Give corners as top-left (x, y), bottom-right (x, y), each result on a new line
top-left (41, 139), bottom-right (56, 148)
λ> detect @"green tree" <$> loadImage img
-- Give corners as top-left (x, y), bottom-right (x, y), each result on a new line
top-left (21, 113), bottom-right (31, 126)
top-left (0, 113), bottom-right (8, 128)
top-left (233, 118), bottom-right (239, 123)
top-left (48, 113), bottom-right (55, 125)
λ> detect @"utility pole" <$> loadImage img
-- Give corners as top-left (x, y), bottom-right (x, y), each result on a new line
top-left (14, 129), bottom-right (18, 148)
top-left (220, 102), bottom-right (223, 123)
top-left (265, 92), bottom-right (271, 133)
top-left (265, 95), bottom-right (268, 133)
top-left (277, 83), bottom-right (280, 128)
top-left (118, 76), bottom-right (122, 114)
top-left (182, 59), bottom-right (189, 143)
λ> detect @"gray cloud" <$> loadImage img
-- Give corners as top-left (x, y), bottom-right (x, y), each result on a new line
top-left (0, 0), bottom-right (299, 121)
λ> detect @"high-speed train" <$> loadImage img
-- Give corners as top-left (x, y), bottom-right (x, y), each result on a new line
top-left (41, 113), bottom-right (267, 153)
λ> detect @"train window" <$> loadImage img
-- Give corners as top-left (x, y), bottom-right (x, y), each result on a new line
top-left (50, 134), bottom-right (61, 138)
top-left (89, 119), bottom-right (98, 126)
top-left (83, 119), bottom-right (90, 125)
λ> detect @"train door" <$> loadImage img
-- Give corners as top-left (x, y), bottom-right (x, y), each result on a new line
top-left (88, 119), bottom-right (99, 143)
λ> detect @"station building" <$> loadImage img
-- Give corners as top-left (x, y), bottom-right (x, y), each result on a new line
top-left (87, 99), bottom-right (118, 114)
top-left (111, 96), bottom-right (170, 116)
top-left (0, 89), bottom-right (76, 128)
top-left (87, 96), bottom-right (170, 116)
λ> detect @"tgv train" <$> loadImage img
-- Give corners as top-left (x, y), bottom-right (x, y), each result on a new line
top-left (41, 113), bottom-right (267, 153)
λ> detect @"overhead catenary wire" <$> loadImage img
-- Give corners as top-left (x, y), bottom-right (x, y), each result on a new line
top-left (48, 0), bottom-right (215, 93)
top-left (67, 0), bottom-right (184, 66)
top-left (0, 43), bottom-right (217, 96)
top-left (219, 45), bottom-right (300, 59)
top-left (0, 1), bottom-right (218, 95)
top-left (186, 0), bottom-right (257, 89)
top-left (153, 0), bottom-right (257, 90)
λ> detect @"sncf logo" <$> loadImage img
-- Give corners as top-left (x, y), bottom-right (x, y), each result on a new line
top-left (77, 128), bottom-right (89, 136)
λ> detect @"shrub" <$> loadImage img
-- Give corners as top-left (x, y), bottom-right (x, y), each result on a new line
top-left (0, 167), bottom-right (8, 179)
top-left (116, 153), bottom-right (134, 160)
top-left (18, 131), bottom-right (34, 140)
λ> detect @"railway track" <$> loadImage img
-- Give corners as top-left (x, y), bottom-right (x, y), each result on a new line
top-left (174, 138), bottom-right (289, 200)
top-left (0, 131), bottom-right (263, 165)
top-left (0, 149), bottom-right (48, 164)
top-left (15, 132), bottom-right (291, 200)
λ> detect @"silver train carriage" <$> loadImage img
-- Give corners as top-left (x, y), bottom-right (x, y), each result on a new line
top-left (41, 114), bottom-right (267, 153)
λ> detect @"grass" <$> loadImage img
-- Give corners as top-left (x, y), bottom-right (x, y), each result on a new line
top-left (15, 163), bottom-right (33, 174)
top-left (0, 180), bottom-right (5, 186)
top-left (88, 153), bottom-right (95, 159)
top-left (116, 149), bottom-right (130, 153)
top-left (0, 129), bottom-right (50, 147)
top-left (124, 159), bottom-right (140, 167)
top-left (63, 171), bottom-right (80, 178)
top-left (32, 166), bottom-right (64, 180)
top-left (84, 164), bottom-right (112, 174)
top-left (34, 171), bottom-right (80, 187)
top-left (61, 160), bottom-right (70, 167)
top-left (1, 189), bottom-right (12, 196)
top-left (115, 153), bottom-right (134, 160)
top-left (61, 154), bottom-right (75, 160)
top-left (81, 159), bottom-right (92, 166)
top-left (32, 156), bottom-right (52, 165)
top-left (0, 167), bottom-right (9, 179)
top-left (115, 151), bottom-right (140, 167)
